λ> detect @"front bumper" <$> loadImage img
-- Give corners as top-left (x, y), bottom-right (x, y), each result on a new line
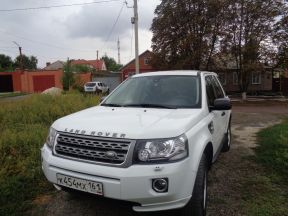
top-left (41, 145), bottom-right (196, 212)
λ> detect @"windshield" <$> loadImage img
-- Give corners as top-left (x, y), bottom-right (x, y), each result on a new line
top-left (102, 75), bottom-right (201, 109)
top-left (85, 82), bottom-right (96, 87)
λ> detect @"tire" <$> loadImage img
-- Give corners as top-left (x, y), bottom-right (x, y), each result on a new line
top-left (222, 119), bottom-right (231, 152)
top-left (181, 154), bottom-right (208, 216)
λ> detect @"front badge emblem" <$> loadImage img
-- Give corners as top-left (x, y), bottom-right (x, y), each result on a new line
top-left (106, 151), bottom-right (117, 159)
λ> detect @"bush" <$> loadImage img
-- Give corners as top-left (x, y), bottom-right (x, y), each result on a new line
top-left (0, 93), bottom-right (100, 215)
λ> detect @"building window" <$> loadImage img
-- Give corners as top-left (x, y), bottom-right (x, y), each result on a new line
top-left (233, 72), bottom-right (238, 85)
top-left (252, 72), bottom-right (261, 84)
top-left (217, 73), bottom-right (226, 85)
top-left (144, 58), bottom-right (150, 65)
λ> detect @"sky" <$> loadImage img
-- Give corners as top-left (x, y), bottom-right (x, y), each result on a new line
top-left (0, 0), bottom-right (161, 68)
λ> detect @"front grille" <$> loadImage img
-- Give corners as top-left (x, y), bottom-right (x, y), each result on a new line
top-left (54, 133), bottom-right (132, 165)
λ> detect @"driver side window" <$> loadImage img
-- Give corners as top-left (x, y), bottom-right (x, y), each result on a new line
top-left (205, 76), bottom-right (216, 107)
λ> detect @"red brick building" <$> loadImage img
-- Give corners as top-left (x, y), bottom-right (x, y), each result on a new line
top-left (121, 50), bottom-right (156, 81)
top-left (0, 69), bottom-right (91, 93)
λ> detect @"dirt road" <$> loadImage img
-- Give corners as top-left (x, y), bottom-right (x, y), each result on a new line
top-left (33, 105), bottom-right (288, 216)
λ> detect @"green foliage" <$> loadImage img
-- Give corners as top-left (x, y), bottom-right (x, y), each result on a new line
top-left (101, 55), bottom-right (122, 72)
top-left (14, 55), bottom-right (38, 70)
top-left (62, 60), bottom-right (75, 91)
top-left (151, 0), bottom-right (286, 93)
top-left (241, 175), bottom-right (288, 216)
top-left (241, 120), bottom-right (288, 215)
top-left (277, 46), bottom-right (288, 70)
top-left (72, 64), bottom-right (92, 73)
top-left (256, 120), bottom-right (288, 180)
top-left (0, 54), bottom-right (14, 72)
top-left (0, 93), bottom-right (100, 215)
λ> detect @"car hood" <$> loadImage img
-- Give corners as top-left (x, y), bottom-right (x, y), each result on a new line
top-left (52, 106), bottom-right (205, 139)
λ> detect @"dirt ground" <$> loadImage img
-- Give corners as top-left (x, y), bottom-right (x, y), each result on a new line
top-left (32, 104), bottom-right (288, 216)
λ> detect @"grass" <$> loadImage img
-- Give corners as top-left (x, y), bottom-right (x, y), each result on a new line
top-left (0, 93), bottom-right (100, 216)
top-left (242, 120), bottom-right (288, 216)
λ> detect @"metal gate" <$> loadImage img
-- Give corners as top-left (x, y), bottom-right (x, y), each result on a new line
top-left (0, 74), bottom-right (13, 92)
top-left (33, 75), bottom-right (55, 92)
top-left (92, 76), bottom-right (121, 91)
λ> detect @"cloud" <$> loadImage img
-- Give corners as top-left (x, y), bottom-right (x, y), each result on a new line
top-left (0, 0), bottom-right (160, 67)
top-left (65, 0), bottom-right (159, 41)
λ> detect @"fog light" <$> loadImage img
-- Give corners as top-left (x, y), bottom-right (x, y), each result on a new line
top-left (152, 178), bottom-right (168, 193)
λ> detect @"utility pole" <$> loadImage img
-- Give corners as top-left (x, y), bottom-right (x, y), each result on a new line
top-left (126, 0), bottom-right (139, 74)
top-left (117, 37), bottom-right (121, 65)
top-left (13, 41), bottom-right (23, 72)
top-left (133, 0), bottom-right (139, 74)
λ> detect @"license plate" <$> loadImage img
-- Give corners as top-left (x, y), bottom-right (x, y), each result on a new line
top-left (56, 173), bottom-right (103, 195)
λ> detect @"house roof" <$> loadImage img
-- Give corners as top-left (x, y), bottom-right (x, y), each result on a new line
top-left (71, 59), bottom-right (106, 70)
top-left (120, 50), bottom-right (152, 70)
top-left (43, 60), bottom-right (64, 70)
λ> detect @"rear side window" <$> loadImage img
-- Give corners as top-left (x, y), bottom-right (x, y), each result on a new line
top-left (205, 76), bottom-right (216, 107)
top-left (211, 76), bottom-right (225, 98)
top-left (86, 82), bottom-right (96, 87)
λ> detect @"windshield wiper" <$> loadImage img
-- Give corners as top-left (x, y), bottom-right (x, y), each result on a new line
top-left (101, 103), bottom-right (123, 107)
top-left (123, 104), bottom-right (177, 109)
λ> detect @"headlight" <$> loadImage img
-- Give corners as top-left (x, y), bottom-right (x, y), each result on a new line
top-left (134, 135), bottom-right (188, 163)
top-left (46, 127), bottom-right (57, 149)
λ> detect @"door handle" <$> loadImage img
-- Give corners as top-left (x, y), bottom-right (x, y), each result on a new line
top-left (221, 112), bottom-right (225, 116)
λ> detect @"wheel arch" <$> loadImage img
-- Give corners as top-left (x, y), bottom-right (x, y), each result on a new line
top-left (204, 142), bottom-right (213, 170)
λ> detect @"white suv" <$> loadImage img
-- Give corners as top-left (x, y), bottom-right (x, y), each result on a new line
top-left (42, 71), bottom-right (231, 216)
top-left (84, 81), bottom-right (109, 94)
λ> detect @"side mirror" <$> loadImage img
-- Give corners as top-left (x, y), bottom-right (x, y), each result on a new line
top-left (212, 98), bottom-right (232, 110)
top-left (100, 96), bottom-right (107, 103)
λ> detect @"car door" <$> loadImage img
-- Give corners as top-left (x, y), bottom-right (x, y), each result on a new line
top-left (210, 75), bottom-right (229, 139)
top-left (205, 75), bottom-right (223, 152)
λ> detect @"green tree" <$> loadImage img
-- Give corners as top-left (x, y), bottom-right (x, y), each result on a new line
top-left (151, 0), bottom-right (286, 100)
top-left (71, 64), bottom-right (92, 73)
top-left (101, 55), bottom-right (122, 72)
top-left (14, 55), bottom-right (38, 70)
top-left (0, 54), bottom-right (14, 72)
top-left (273, 11), bottom-right (288, 70)
top-left (62, 60), bottom-right (75, 91)
top-left (221, 0), bottom-right (284, 99)
top-left (151, 0), bottom-right (229, 70)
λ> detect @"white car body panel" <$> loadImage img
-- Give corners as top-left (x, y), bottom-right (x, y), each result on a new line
top-left (41, 70), bottom-right (231, 212)
top-left (52, 107), bottom-right (205, 140)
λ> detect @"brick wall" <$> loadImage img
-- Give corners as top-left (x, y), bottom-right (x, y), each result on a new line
top-left (20, 70), bottom-right (63, 93)
top-left (121, 51), bottom-right (156, 81)
top-left (0, 71), bottom-right (22, 92)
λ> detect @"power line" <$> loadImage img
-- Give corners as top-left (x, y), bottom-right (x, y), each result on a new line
top-left (101, 2), bottom-right (125, 52)
top-left (0, 0), bottom-right (121, 12)
top-left (0, 30), bottom-right (97, 53)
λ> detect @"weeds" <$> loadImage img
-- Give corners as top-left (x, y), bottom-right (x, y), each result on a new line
top-left (0, 93), bottom-right (100, 216)
top-left (242, 120), bottom-right (288, 216)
